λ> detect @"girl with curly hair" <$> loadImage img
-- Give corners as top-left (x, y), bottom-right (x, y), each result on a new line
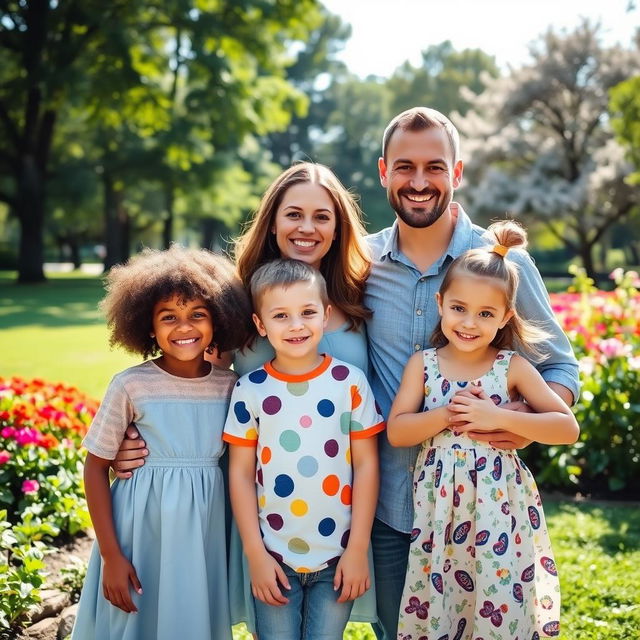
top-left (71, 245), bottom-right (253, 640)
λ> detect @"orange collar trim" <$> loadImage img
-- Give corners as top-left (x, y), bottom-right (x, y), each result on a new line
top-left (264, 354), bottom-right (332, 382)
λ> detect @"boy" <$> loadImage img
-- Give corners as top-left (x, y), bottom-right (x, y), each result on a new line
top-left (223, 259), bottom-right (383, 640)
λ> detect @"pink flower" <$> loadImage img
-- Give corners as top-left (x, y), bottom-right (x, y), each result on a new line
top-left (0, 450), bottom-right (11, 464)
top-left (21, 479), bottom-right (40, 494)
top-left (597, 338), bottom-right (629, 360)
top-left (1, 426), bottom-right (16, 439)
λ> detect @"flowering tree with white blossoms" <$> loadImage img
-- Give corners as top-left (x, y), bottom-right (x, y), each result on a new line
top-left (456, 21), bottom-right (640, 280)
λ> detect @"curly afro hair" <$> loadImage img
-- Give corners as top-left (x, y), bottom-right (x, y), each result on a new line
top-left (100, 245), bottom-right (253, 359)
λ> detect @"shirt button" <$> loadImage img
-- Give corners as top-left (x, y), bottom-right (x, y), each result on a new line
top-left (414, 343), bottom-right (421, 351)
top-left (416, 309), bottom-right (422, 316)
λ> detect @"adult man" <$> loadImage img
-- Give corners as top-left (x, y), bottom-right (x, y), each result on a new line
top-left (364, 107), bottom-right (578, 639)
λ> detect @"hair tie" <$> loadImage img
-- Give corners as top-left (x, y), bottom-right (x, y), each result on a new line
top-left (492, 244), bottom-right (509, 257)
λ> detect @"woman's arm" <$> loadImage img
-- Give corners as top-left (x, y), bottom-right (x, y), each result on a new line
top-left (228, 444), bottom-right (290, 606)
top-left (450, 355), bottom-right (580, 445)
top-left (387, 352), bottom-right (451, 447)
top-left (84, 453), bottom-right (141, 612)
top-left (334, 435), bottom-right (378, 603)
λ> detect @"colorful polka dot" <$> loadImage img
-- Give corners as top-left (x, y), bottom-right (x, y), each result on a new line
top-left (299, 415), bottom-right (312, 428)
top-left (279, 429), bottom-right (301, 452)
top-left (287, 381), bottom-right (309, 396)
top-left (248, 369), bottom-right (268, 384)
top-left (322, 474), bottom-right (340, 496)
top-left (341, 485), bottom-right (352, 505)
top-left (350, 385), bottom-right (362, 410)
top-left (350, 420), bottom-right (363, 433)
top-left (246, 427), bottom-right (258, 440)
top-left (259, 495), bottom-right (266, 508)
top-left (267, 513), bottom-right (284, 530)
top-left (297, 456), bottom-right (318, 477)
top-left (331, 365), bottom-right (349, 381)
top-left (263, 395), bottom-right (282, 415)
top-left (288, 538), bottom-right (310, 554)
top-left (233, 401), bottom-right (251, 423)
top-left (290, 499), bottom-right (308, 516)
top-left (317, 399), bottom-right (335, 417)
top-left (324, 439), bottom-right (339, 457)
top-left (257, 468), bottom-right (263, 486)
top-left (340, 529), bottom-right (351, 548)
top-left (345, 448), bottom-right (351, 464)
top-left (340, 412), bottom-right (351, 434)
top-left (318, 517), bottom-right (336, 536)
top-left (261, 446), bottom-right (272, 464)
top-left (274, 474), bottom-right (294, 497)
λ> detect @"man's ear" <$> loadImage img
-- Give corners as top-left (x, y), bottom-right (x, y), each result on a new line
top-left (252, 313), bottom-right (267, 337)
top-left (452, 160), bottom-right (464, 189)
top-left (378, 156), bottom-right (389, 188)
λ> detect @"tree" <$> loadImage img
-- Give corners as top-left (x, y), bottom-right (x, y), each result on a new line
top-left (458, 21), bottom-right (640, 279)
top-left (0, 0), bottom-right (323, 281)
top-left (386, 41), bottom-right (499, 116)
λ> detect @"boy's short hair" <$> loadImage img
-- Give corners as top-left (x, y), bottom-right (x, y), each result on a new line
top-left (250, 259), bottom-right (329, 313)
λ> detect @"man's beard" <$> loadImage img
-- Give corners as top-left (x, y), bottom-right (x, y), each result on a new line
top-left (389, 188), bottom-right (449, 229)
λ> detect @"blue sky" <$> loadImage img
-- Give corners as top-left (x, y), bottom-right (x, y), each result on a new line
top-left (321, 0), bottom-right (638, 77)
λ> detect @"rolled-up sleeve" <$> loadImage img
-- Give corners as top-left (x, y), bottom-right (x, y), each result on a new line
top-left (513, 251), bottom-right (580, 403)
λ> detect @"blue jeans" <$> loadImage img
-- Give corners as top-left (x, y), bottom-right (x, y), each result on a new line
top-left (254, 563), bottom-right (354, 640)
top-left (370, 518), bottom-right (411, 640)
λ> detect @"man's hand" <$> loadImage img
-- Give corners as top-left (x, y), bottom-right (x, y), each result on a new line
top-left (112, 425), bottom-right (148, 479)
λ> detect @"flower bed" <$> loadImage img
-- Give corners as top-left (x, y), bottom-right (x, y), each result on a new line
top-left (522, 267), bottom-right (640, 495)
top-left (0, 378), bottom-right (97, 631)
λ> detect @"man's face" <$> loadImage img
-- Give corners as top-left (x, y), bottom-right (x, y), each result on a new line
top-left (378, 127), bottom-right (463, 228)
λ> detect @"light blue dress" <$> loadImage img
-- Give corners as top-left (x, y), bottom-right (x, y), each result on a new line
top-left (72, 361), bottom-right (236, 640)
top-left (228, 323), bottom-right (380, 630)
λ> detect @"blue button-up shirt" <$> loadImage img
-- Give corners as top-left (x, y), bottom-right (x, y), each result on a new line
top-left (364, 203), bottom-right (580, 533)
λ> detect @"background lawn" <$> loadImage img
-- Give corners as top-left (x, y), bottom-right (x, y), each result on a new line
top-left (2, 272), bottom-right (639, 639)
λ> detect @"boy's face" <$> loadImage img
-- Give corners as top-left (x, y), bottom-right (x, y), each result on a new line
top-left (253, 281), bottom-right (329, 368)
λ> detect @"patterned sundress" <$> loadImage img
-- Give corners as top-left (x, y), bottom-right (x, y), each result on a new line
top-left (397, 349), bottom-right (560, 640)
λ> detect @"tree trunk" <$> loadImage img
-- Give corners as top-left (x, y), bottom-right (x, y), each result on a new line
top-left (162, 184), bottom-right (174, 249)
top-left (201, 218), bottom-right (226, 252)
top-left (579, 242), bottom-right (597, 283)
top-left (16, 156), bottom-right (46, 283)
top-left (103, 172), bottom-right (129, 270)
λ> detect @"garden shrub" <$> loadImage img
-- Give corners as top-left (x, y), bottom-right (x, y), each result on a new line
top-left (522, 267), bottom-right (640, 495)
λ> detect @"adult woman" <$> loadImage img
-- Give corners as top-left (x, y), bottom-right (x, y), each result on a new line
top-left (232, 161), bottom-right (372, 375)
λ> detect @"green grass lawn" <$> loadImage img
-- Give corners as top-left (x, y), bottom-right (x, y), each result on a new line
top-left (3, 273), bottom-right (639, 639)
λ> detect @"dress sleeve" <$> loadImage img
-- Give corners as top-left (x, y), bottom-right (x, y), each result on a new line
top-left (348, 370), bottom-right (385, 440)
top-left (82, 376), bottom-right (135, 460)
top-left (223, 382), bottom-right (259, 447)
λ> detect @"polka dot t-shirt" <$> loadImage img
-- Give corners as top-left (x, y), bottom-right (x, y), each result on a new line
top-left (223, 355), bottom-right (384, 573)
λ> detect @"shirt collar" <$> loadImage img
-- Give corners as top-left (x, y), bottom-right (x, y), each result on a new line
top-left (378, 202), bottom-right (475, 265)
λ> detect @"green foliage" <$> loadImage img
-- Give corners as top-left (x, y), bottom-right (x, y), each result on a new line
top-left (0, 509), bottom-right (48, 631)
top-left (56, 557), bottom-right (88, 604)
top-left (522, 267), bottom-right (640, 495)
top-left (610, 75), bottom-right (640, 185)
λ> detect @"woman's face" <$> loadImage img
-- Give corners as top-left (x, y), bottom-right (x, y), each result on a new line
top-left (271, 182), bottom-right (337, 270)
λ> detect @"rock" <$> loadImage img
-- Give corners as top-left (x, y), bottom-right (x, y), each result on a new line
top-left (29, 590), bottom-right (71, 624)
top-left (23, 616), bottom-right (59, 640)
top-left (57, 603), bottom-right (78, 640)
